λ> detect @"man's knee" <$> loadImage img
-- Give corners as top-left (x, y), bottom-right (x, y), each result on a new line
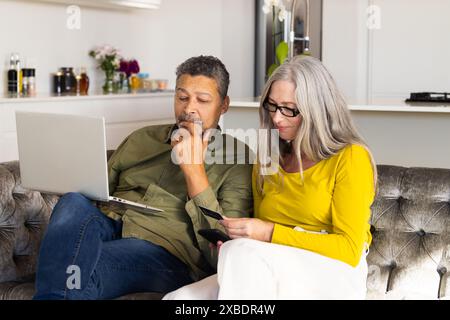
top-left (59, 192), bottom-right (90, 205)
top-left (50, 192), bottom-right (96, 227)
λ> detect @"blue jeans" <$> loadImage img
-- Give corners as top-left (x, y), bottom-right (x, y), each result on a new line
top-left (33, 192), bottom-right (193, 300)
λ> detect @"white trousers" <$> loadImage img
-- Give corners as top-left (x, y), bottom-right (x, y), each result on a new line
top-left (163, 238), bottom-right (369, 300)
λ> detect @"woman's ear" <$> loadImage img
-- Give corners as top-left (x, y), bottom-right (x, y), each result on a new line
top-left (221, 96), bottom-right (230, 115)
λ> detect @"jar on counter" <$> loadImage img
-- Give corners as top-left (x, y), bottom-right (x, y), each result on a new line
top-left (129, 73), bottom-right (140, 93)
top-left (77, 67), bottom-right (89, 95)
top-left (157, 79), bottom-right (168, 91)
top-left (60, 67), bottom-right (77, 94)
top-left (137, 73), bottom-right (149, 92)
top-left (149, 79), bottom-right (158, 91)
top-left (21, 68), bottom-right (30, 97)
top-left (28, 68), bottom-right (36, 96)
top-left (21, 68), bottom-right (36, 97)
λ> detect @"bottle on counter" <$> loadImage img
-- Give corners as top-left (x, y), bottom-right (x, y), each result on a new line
top-left (53, 72), bottom-right (63, 95)
top-left (8, 55), bottom-right (19, 97)
top-left (22, 68), bottom-right (30, 96)
top-left (28, 68), bottom-right (36, 96)
top-left (78, 67), bottom-right (89, 95)
top-left (60, 67), bottom-right (77, 95)
top-left (7, 53), bottom-right (20, 97)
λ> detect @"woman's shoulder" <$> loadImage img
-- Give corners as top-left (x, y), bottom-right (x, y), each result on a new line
top-left (332, 144), bottom-right (373, 174)
top-left (337, 144), bottom-right (371, 158)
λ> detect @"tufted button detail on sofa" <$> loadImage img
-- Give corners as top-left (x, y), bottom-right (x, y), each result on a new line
top-left (366, 165), bottom-right (450, 300)
top-left (438, 266), bottom-right (447, 276)
top-left (0, 161), bottom-right (55, 285)
top-left (417, 229), bottom-right (426, 237)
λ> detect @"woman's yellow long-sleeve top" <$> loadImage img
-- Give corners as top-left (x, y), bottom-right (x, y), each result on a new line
top-left (253, 144), bottom-right (375, 267)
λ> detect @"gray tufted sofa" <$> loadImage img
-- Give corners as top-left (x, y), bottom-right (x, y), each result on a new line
top-left (1, 157), bottom-right (449, 300)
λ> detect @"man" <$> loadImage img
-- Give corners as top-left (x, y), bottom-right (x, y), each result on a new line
top-left (33, 56), bottom-right (253, 300)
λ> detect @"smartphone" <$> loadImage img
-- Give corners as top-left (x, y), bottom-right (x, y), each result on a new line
top-left (198, 206), bottom-right (224, 220)
top-left (198, 229), bottom-right (231, 244)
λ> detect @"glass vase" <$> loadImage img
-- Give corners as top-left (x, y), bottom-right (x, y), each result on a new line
top-left (103, 71), bottom-right (115, 94)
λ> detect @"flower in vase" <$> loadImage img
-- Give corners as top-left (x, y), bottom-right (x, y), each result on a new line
top-left (89, 45), bottom-right (123, 93)
top-left (119, 59), bottom-right (140, 78)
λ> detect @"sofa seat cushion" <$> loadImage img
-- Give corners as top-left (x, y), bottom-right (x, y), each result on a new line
top-left (0, 281), bottom-right (35, 300)
top-left (367, 165), bottom-right (450, 300)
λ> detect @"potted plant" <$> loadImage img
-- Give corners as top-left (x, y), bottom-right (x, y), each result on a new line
top-left (89, 45), bottom-right (122, 94)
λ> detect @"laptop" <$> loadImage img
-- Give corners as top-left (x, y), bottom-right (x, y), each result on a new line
top-left (15, 111), bottom-right (163, 214)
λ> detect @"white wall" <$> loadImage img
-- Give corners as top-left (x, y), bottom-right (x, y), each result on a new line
top-left (221, 0), bottom-right (255, 99)
top-left (0, 0), bottom-right (254, 98)
top-left (322, 0), bottom-right (369, 103)
top-left (322, 0), bottom-right (450, 103)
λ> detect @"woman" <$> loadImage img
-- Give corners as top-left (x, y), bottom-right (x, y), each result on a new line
top-left (163, 55), bottom-right (377, 300)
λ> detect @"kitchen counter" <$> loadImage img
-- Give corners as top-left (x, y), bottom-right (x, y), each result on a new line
top-left (0, 91), bottom-right (175, 162)
top-left (230, 97), bottom-right (450, 113)
top-left (225, 97), bottom-right (450, 169)
top-left (0, 91), bottom-right (174, 104)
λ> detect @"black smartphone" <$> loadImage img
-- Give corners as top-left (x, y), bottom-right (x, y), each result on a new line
top-left (198, 206), bottom-right (223, 220)
top-left (198, 229), bottom-right (231, 243)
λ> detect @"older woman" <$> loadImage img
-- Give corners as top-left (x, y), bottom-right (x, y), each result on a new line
top-left (164, 55), bottom-right (377, 300)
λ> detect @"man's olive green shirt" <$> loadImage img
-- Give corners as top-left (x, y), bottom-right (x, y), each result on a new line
top-left (100, 124), bottom-right (253, 281)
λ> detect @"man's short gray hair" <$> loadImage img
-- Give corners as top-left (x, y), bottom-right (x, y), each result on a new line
top-left (176, 55), bottom-right (230, 101)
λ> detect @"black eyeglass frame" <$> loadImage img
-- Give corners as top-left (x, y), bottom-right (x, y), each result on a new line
top-left (262, 100), bottom-right (300, 118)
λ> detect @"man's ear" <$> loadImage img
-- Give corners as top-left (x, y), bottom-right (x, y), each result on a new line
top-left (221, 96), bottom-right (230, 115)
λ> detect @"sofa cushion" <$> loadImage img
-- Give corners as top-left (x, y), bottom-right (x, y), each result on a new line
top-left (0, 280), bottom-right (35, 300)
top-left (0, 161), bottom-right (58, 284)
top-left (367, 165), bottom-right (450, 299)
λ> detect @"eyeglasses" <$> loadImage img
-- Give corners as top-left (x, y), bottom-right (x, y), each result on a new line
top-left (263, 100), bottom-right (300, 118)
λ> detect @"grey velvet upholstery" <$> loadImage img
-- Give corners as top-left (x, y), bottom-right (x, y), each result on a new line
top-left (366, 166), bottom-right (450, 299)
top-left (0, 158), bottom-right (449, 299)
top-left (0, 155), bottom-right (163, 300)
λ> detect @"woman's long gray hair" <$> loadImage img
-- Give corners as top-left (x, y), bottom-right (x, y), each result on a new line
top-left (257, 55), bottom-right (377, 194)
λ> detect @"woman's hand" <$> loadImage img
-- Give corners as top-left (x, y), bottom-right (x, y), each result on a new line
top-left (219, 217), bottom-right (274, 242)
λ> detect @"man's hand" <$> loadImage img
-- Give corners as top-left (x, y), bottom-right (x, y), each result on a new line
top-left (171, 120), bottom-right (210, 198)
top-left (219, 217), bottom-right (275, 242)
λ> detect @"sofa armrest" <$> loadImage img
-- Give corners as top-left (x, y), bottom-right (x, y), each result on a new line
top-left (0, 161), bottom-right (59, 283)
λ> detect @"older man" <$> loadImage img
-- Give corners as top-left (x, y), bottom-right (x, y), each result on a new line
top-left (33, 56), bottom-right (253, 300)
